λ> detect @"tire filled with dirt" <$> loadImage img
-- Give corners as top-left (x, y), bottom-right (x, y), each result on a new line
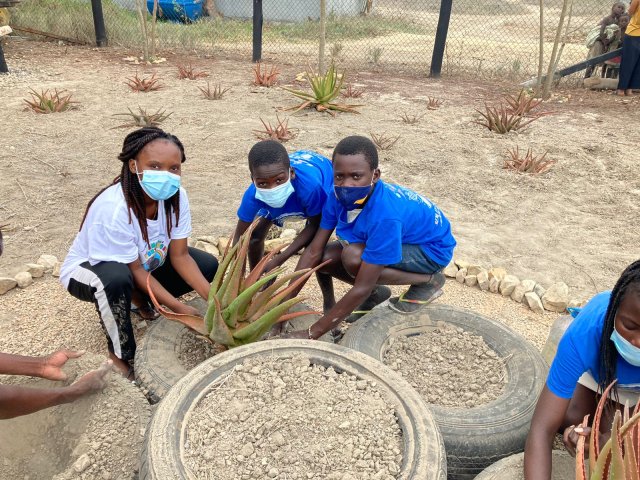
top-left (134, 299), bottom-right (328, 403)
top-left (340, 304), bottom-right (547, 480)
top-left (0, 353), bottom-right (150, 480)
top-left (140, 340), bottom-right (447, 480)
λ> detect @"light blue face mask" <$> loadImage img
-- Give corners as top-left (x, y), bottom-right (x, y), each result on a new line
top-left (135, 163), bottom-right (181, 201)
top-left (611, 328), bottom-right (640, 367)
top-left (254, 177), bottom-right (295, 208)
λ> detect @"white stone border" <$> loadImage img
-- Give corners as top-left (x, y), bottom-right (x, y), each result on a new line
top-left (0, 248), bottom-right (583, 317)
top-left (444, 259), bottom-right (582, 315)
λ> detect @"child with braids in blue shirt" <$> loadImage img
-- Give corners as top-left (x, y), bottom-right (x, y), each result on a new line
top-left (524, 260), bottom-right (640, 479)
top-left (60, 127), bottom-right (218, 378)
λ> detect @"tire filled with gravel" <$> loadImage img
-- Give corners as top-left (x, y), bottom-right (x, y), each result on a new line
top-left (183, 354), bottom-right (403, 479)
top-left (140, 340), bottom-right (447, 480)
top-left (383, 323), bottom-right (506, 408)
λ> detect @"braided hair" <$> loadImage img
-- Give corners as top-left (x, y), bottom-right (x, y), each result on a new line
top-left (80, 127), bottom-right (186, 246)
top-left (598, 260), bottom-right (640, 402)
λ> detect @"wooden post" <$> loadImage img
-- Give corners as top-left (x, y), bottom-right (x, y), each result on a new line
top-left (429, 0), bottom-right (453, 78)
top-left (319, 0), bottom-right (326, 72)
top-left (252, 0), bottom-right (263, 62)
top-left (90, 0), bottom-right (108, 47)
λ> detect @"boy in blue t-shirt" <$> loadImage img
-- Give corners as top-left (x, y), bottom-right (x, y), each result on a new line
top-left (232, 140), bottom-right (334, 272)
top-left (284, 135), bottom-right (456, 340)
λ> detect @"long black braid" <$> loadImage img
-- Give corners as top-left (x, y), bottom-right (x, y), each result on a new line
top-left (80, 127), bottom-right (186, 246)
top-left (597, 260), bottom-right (640, 403)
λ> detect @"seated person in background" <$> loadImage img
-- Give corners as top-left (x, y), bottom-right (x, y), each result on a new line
top-left (283, 135), bottom-right (456, 340)
top-left (0, 226), bottom-right (110, 420)
top-left (585, 1), bottom-right (626, 77)
top-left (524, 260), bottom-right (640, 480)
top-left (232, 140), bottom-right (337, 274)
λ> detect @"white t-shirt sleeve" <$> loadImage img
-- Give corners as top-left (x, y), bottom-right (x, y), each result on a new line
top-left (87, 207), bottom-right (139, 266)
top-left (171, 187), bottom-right (192, 240)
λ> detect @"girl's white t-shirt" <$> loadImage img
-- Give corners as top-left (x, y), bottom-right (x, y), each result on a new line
top-left (60, 183), bottom-right (192, 288)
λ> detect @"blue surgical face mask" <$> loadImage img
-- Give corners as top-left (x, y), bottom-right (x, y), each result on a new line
top-left (334, 176), bottom-right (375, 211)
top-left (255, 177), bottom-right (295, 208)
top-left (611, 328), bottom-right (640, 367)
top-left (135, 162), bottom-right (181, 201)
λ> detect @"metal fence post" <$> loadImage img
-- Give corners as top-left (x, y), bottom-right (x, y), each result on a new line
top-left (429, 0), bottom-right (453, 78)
top-left (90, 0), bottom-right (108, 47)
top-left (252, 0), bottom-right (263, 62)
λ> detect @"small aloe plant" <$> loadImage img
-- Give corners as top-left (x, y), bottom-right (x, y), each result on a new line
top-left (148, 220), bottom-right (326, 347)
top-left (282, 62), bottom-right (362, 116)
top-left (576, 381), bottom-right (640, 479)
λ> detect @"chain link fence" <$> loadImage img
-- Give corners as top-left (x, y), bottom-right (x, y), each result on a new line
top-left (6, 0), bottom-right (619, 80)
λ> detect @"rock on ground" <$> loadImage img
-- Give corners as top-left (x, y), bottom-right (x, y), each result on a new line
top-left (15, 271), bottom-right (33, 288)
top-left (499, 275), bottom-right (520, 297)
top-left (542, 282), bottom-right (569, 312)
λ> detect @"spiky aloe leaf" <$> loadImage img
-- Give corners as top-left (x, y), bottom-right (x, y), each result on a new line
top-left (146, 273), bottom-right (207, 335)
top-left (232, 297), bottom-right (305, 344)
top-left (610, 411), bottom-right (625, 479)
top-left (576, 414), bottom-right (590, 480)
top-left (242, 244), bottom-right (285, 291)
top-left (591, 381), bottom-right (617, 473)
top-left (208, 296), bottom-right (235, 346)
top-left (224, 267), bottom-right (286, 327)
top-left (209, 240), bottom-right (241, 299)
top-left (251, 260), bottom-right (331, 321)
top-left (244, 269), bottom-right (313, 320)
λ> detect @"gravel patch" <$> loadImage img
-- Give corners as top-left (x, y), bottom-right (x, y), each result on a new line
top-left (183, 354), bottom-right (402, 480)
top-left (177, 328), bottom-right (224, 371)
top-left (384, 323), bottom-right (507, 408)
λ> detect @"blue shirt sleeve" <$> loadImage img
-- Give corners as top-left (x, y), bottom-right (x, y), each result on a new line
top-left (320, 195), bottom-right (338, 231)
top-left (237, 186), bottom-right (260, 223)
top-left (361, 219), bottom-right (403, 265)
top-left (546, 328), bottom-right (587, 399)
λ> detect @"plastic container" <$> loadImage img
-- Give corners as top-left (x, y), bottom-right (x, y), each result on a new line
top-left (541, 315), bottom-right (574, 366)
top-left (147, 0), bottom-right (202, 23)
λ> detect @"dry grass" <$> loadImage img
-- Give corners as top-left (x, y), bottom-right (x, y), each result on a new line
top-left (177, 64), bottom-right (209, 80)
top-left (253, 115), bottom-right (298, 143)
top-left (198, 82), bottom-right (230, 100)
top-left (24, 88), bottom-right (77, 114)
top-left (113, 106), bottom-right (172, 128)
top-left (125, 73), bottom-right (163, 92)
top-left (503, 146), bottom-right (555, 174)
top-left (370, 132), bottom-right (401, 151)
top-left (252, 63), bottom-right (280, 87)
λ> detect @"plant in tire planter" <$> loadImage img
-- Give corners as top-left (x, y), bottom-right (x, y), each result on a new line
top-left (148, 219), bottom-right (326, 347)
top-left (340, 304), bottom-right (548, 480)
top-left (575, 381), bottom-right (640, 479)
top-left (139, 340), bottom-right (447, 479)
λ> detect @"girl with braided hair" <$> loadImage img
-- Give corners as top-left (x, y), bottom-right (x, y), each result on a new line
top-left (59, 127), bottom-right (218, 379)
top-left (524, 260), bottom-right (640, 479)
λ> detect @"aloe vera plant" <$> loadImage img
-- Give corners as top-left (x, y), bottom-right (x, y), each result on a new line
top-left (282, 62), bottom-right (362, 116)
top-left (147, 220), bottom-right (325, 347)
top-left (576, 381), bottom-right (640, 479)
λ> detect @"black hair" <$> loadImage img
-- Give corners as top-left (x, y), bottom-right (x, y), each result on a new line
top-left (333, 135), bottom-right (379, 170)
top-left (248, 140), bottom-right (290, 174)
top-left (80, 127), bottom-right (186, 246)
top-left (598, 260), bottom-right (640, 402)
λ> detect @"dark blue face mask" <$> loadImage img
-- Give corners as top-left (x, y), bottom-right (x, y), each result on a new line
top-left (334, 179), bottom-right (374, 211)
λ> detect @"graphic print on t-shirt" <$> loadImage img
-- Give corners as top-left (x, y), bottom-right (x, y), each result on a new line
top-left (142, 240), bottom-right (167, 272)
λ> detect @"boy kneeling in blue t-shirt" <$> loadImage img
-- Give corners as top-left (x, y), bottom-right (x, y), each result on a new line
top-left (232, 140), bottom-right (334, 272)
top-left (284, 135), bottom-right (456, 340)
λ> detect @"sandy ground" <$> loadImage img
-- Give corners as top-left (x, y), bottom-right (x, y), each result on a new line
top-left (1, 39), bottom-right (638, 300)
